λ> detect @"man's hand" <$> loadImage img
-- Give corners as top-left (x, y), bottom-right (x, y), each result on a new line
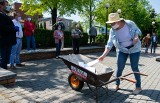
top-left (133, 36), bottom-right (138, 44)
top-left (98, 55), bottom-right (105, 61)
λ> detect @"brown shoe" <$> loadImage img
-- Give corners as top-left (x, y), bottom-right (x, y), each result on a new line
top-left (16, 64), bottom-right (25, 67)
top-left (10, 65), bottom-right (16, 69)
top-left (133, 88), bottom-right (142, 94)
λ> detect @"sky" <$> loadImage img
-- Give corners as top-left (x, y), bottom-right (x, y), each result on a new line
top-left (149, 0), bottom-right (160, 14)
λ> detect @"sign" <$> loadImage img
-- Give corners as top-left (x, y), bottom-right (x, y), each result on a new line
top-left (71, 66), bottom-right (87, 80)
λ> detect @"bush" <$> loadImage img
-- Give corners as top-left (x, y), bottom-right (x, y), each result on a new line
top-left (95, 34), bottom-right (108, 43)
top-left (22, 29), bottom-right (88, 49)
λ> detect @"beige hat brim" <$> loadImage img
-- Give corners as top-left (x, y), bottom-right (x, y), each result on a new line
top-left (106, 18), bottom-right (124, 24)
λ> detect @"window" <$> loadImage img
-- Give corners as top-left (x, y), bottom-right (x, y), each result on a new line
top-left (50, 20), bottom-right (52, 25)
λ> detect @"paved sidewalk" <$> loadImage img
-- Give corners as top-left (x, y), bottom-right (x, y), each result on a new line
top-left (0, 47), bottom-right (160, 103)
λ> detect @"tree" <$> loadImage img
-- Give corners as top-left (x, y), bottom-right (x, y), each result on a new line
top-left (93, 0), bottom-right (154, 35)
top-left (20, 0), bottom-right (90, 30)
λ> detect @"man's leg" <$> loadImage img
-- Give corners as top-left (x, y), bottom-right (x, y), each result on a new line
top-left (76, 39), bottom-right (79, 54)
top-left (31, 35), bottom-right (36, 50)
top-left (130, 52), bottom-right (141, 88)
top-left (0, 47), bottom-right (7, 69)
top-left (153, 42), bottom-right (156, 53)
top-left (16, 39), bottom-right (22, 64)
top-left (116, 52), bottom-right (128, 86)
top-left (151, 44), bottom-right (153, 53)
top-left (72, 39), bottom-right (76, 54)
top-left (26, 36), bottom-right (31, 51)
top-left (89, 36), bottom-right (92, 44)
top-left (58, 40), bottom-right (62, 56)
top-left (10, 44), bottom-right (17, 66)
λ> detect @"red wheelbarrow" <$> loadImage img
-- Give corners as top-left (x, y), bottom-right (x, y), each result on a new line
top-left (59, 54), bottom-right (147, 102)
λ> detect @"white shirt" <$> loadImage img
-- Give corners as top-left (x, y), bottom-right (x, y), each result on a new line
top-left (116, 24), bottom-right (133, 47)
top-left (153, 36), bottom-right (156, 42)
top-left (12, 19), bottom-right (23, 38)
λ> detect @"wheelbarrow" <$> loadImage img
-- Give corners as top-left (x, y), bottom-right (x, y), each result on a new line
top-left (59, 54), bottom-right (147, 102)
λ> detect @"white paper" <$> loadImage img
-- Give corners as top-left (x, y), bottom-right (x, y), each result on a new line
top-left (87, 59), bottom-right (99, 67)
top-left (78, 62), bottom-right (96, 73)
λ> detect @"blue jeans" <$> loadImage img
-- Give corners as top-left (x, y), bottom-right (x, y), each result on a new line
top-left (26, 35), bottom-right (36, 51)
top-left (56, 40), bottom-right (62, 57)
top-left (116, 51), bottom-right (141, 88)
top-left (10, 38), bottom-right (22, 66)
top-left (151, 42), bottom-right (156, 53)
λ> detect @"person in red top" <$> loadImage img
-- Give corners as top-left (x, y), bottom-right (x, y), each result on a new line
top-left (24, 17), bottom-right (36, 53)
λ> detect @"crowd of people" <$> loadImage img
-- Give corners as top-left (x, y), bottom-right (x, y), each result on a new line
top-left (0, 0), bottom-right (160, 96)
top-left (0, 0), bottom-right (37, 69)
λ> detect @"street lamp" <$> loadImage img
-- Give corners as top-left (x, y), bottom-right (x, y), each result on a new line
top-left (117, 9), bottom-right (121, 14)
top-left (105, 3), bottom-right (110, 41)
top-left (152, 21), bottom-right (155, 33)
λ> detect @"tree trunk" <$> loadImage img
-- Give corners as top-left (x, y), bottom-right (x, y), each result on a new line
top-left (51, 7), bottom-right (57, 30)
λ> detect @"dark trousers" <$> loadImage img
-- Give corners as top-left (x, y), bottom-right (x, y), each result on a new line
top-left (90, 36), bottom-right (96, 44)
top-left (0, 46), bottom-right (12, 69)
top-left (151, 42), bottom-right (157, 53)
top-left (72, 39), bottom-right (79, 54)
top-left (56, 40), bottom-right (62, 57)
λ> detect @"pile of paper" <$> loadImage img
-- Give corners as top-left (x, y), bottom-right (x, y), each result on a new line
top-left (78, 59), bottom-right (99, 73)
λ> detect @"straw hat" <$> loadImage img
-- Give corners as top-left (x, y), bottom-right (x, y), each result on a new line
top-left (106, 13), bottom-right (123, 24)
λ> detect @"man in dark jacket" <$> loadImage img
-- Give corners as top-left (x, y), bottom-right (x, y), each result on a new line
top-left (89, 26), bottom-right (97, 45)
top-left (150, 32), bottom-right (158, 54)
top-left (0, 0), bottom-right (16, 69)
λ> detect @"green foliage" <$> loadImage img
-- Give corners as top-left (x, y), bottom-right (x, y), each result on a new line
top-left (40, 23), bottom-right (43, 29)
top-left (95, 34), bottom-right (108, 43)
top-left (93, 0), bottom-right (157, 36)
top-left (20, 0), bottom-right (90, 18)
top-left (22, 29), bottom-right (88, 49)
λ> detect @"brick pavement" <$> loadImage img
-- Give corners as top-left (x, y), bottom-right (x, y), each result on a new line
top-left (0, 47), bottom-right (160, 103)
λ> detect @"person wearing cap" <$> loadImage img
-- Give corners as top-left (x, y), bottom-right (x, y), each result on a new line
top-left (71, 24), bottom-right (83, 54)
top-left (98, 13), bottom-right (142, 94)
top-left (0, 0), bottom-right (16, 69)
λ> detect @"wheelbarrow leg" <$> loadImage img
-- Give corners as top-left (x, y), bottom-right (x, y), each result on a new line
top-left (104, 85), bottom-right (109, 97)
top-left (86, 83), bottom-right (93, 91)
top-left (95, 87), bottom-right (98, 103)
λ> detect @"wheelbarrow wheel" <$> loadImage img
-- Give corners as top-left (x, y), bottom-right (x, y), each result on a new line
top-left (68, 73), bottom-right (84, 91)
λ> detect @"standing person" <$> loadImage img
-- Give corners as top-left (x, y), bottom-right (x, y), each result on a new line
top-left (53, 18), bottom-right (65, 49)
top-left (150, 32), bottom-right (158, 54)
top-left (0, 0), bottom-right (16, 69)
top-left (89, 26), bottom-right (97, 45)
top-left (54, 25), bottom-right (64, 58)
top-left (98, 13), bottom-right (142, 94)
top-left (143, 33), bottom-right (151, 53)
top-left (71, 24), bottom-right (83, 54)
top-left (24, 17), bottom-right (36, 53)
top-left (9, 13), bottom-right (25, 69)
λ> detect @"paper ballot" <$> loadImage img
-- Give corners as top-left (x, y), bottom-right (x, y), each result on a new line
top-left (87, 59), bottom-right (99, 67)
top-left (78, 62), bottom-right (96, 73)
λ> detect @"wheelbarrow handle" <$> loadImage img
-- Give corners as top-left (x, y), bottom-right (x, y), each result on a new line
top-left (120, 77), bottom-right (136, 83)
top-left (133, 72), bottom-right (148, 76)
top-left (122, 72), bottom-right (148, 77)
